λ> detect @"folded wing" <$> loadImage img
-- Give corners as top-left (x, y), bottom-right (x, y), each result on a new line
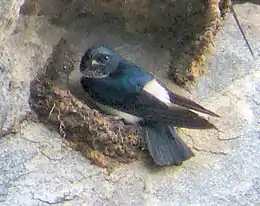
top-left (128, 79), bottom-right (219, 129)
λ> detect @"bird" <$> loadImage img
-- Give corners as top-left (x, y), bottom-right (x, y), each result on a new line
top-left (79, 45), bottom-right (220, 166)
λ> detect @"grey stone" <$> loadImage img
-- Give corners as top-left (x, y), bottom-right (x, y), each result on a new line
top-left (0, 0), bottom-right (66, 136)
top-left (0, 1), bottom-right (260, 206)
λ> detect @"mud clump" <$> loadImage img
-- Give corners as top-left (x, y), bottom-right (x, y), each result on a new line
top-left (29, 76), bottom-right (144, 168)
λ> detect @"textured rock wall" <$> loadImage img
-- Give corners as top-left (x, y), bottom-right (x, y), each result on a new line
top-left (1, 1), bottom-right (260, 205)
top-left (0, 0), bottom-right (27, 136)
top-left (20, 0), bottom-right (223, 86)
top-left (0, 0), bottom-right (224, 165)
top-left (0, 0), bottom-right (62, 136)
top-left (0, 0), bottom-right (23, 41)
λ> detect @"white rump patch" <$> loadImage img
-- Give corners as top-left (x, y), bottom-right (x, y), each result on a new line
top-left (143, 79), bottom-right (171, 105)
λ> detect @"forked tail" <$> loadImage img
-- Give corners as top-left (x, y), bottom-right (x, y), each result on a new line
top-left (144, 122), bottom-right (194, 166)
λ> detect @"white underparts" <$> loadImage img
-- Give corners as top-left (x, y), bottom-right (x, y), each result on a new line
top-left (143, 79), bottom-right (171, 105)
top-left (95, 102), bottom-right (142, 124)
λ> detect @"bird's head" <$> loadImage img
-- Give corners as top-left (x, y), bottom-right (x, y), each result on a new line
top-left (80, 45), bottom-right (121, 78)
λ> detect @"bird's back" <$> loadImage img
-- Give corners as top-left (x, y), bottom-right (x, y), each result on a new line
top-left (80, 59), bottom-right (153, 109)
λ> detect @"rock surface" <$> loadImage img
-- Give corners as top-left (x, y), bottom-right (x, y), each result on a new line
top-left (20, 0), bottom-right (223, 86)
top-left (0, 1), bottom-right (260, 206)
top-left (0, 0), bottom-right (64, 137)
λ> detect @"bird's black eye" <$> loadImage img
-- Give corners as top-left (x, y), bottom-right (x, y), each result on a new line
top-left (104, 56), bottom-right (109, 60)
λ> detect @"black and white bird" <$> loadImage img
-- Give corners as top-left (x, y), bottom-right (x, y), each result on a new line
top-left (79, 45), bottom-right (219, 166)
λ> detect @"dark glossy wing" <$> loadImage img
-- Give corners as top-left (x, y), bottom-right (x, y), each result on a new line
top-left (145, 79), bottom-right (220, 117)
top-left (168, 92), bottom-right (219, 117)
top-left (123, 89), bottom-right (217, 129)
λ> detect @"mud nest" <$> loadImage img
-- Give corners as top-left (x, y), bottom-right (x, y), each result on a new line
top-left (30, 76), bottom-right (144, 168)
top-left (21, 0), bottom-right (229, 87)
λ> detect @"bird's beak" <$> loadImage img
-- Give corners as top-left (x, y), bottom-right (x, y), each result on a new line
top-left (91, 59), bottom-right (100, 66)
top-left (85, 59), bottom-right (100, 69)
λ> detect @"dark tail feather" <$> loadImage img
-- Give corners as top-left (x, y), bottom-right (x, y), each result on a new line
top-left (144, 123), bottom-right (194, 166)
